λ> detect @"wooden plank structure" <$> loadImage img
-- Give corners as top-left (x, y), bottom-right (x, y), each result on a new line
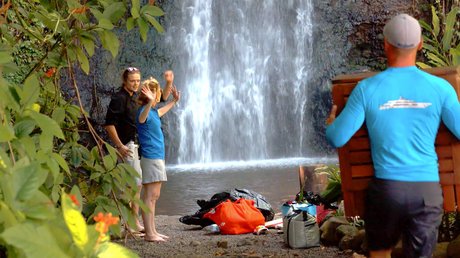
top-left (331, 66), bottom-right (460, 217)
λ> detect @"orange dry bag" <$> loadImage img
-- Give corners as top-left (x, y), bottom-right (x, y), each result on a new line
top-left (203, 198), bottom-right (265, 235)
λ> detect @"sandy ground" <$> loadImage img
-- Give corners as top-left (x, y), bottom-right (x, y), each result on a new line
top-left (117, 215), bottom-right (353, 258)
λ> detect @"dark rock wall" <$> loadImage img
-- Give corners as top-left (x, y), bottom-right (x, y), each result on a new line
top-left (307, 0), bottom-right (430, 153)
top-left (62, 0), bottom-right (432, 162)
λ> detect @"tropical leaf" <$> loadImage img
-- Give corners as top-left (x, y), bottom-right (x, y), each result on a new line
top-left (0, 50), bottom-right (12, 64)
top-left (22, 74), bottom-right (40, 107)
top-left (143, 13), bottom-right (164, 33)
top-left (62, 193), bottom-right (88, 253)
top-left (0, 223), bottom-right (71, 258)
top-left (96, 242), bottom-right (139, 258)
top-left (12, 163), bottom-right (47, 202)
top-left (90, 8), bottom-right (104, 21)
top-left (98, 30), bottom-right (120, 57)
top-left (451, 47), bottom-right (460, 65)
top-left (0, 124), bottom-right (15, 142)
top-left (52, 152), bottom-right (71, 176)
top-left (131, 0), bottom-right (140, 18)
top-left (442, 7), bottom-right (460, 51)
top-left (39, 132), bottom-right (53, 152)
top-left (103, 2), bottom-right (126, 23)
top-left (52, 107), bottom-right (66, 124)
top-left (18, 136), bottom-right (37, 158)
top-left (126, 17), bottom-right (135, 31)
top-left (418, 4), bottom-right (457, 68)
top-left (140, 5), bottom-right (165, 17)
top-left (0, 201), bottom-right (19, 228)
top-left (14, 118), bottom-right (36, 138)
top-left (102, 153), bottom-right (117, 171)
top-left (20, 191), bottom-right (55, 220)
top-left (75, 47), bottom-right (90, 74)
top-left (427, 52), bottom-right (448, 66)
top-left (417, 60), bottom-right (430, 68)
top-left (30, 111), bottom-right (64, 139)
top-left (137, 18), bottom-right (149, 42)
top-left (431, 6), bottom-right (440, 37)
top-left (98, 18), bottom-right (115, 30)
top-left (80, 34), bottom-right (96, 57)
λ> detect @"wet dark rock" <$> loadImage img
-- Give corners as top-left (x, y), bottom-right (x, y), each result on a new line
top-left (335, 224), bottom-right (358, 240)
top-left (320, 216), bottom-right (349, 245)
top-left (447, 234), bottom-right (460, 258)
top-left (433, 242), bottom-right (449, 258)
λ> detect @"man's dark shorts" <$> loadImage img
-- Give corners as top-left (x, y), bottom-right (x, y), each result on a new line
top-left (365, 178), bottom-right (443, 258)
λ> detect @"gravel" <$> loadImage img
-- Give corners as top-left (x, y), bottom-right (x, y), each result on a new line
top-left (117, 215), bottom-right (354, 258)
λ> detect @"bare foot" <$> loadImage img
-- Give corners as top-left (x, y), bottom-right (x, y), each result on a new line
top-left (128, 227), bottom-right (145, 236)
top-left (156, 233), bottom-right (169, 239)
top-left (136, 225), bottom-right (145, 233)
top-left (145, 234), bottom-right (165, 242)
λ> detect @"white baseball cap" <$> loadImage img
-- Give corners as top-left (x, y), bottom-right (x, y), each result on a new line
top-left (383, 14), bottom-right (421, 49)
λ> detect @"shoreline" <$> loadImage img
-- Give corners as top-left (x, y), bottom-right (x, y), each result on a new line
top-left (118, 215), bottom-right (352, 258)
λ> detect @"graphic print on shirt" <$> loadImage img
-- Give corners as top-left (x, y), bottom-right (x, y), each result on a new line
top-left (379, 96), bottom-right (432, 110)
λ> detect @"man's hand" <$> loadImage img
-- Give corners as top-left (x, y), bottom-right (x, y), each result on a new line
top-left (162, 70), bottom-right (174, 101)
top-left (326, 105), bottom-right (337, 125)
top-left (172, 85), bottom-right (181, 102)
top-left (164, 70), bottom-right (174, 84)
top-left (117, 145), bottom-right (132, 159)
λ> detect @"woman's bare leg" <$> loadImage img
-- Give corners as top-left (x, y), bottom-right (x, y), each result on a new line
top-left (148, 182), bottom-right (169, 239)
top-left (142, 182), bottom-right (165, 242)
top-left (142, 182), bottom-right (169, 241)
top-left (151, 182), bottom-right (169, 239)
top-left (132, 184), bottom-right (144, 231)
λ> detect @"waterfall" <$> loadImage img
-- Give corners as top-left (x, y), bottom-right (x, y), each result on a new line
top-left (164, 0), bottom-right (314, 164)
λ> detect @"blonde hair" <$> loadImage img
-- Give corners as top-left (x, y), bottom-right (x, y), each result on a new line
top-left (138, 77), bottom-right (162, 105)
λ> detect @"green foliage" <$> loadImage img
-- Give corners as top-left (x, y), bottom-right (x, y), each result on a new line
top-left (0, 193), bottom-right (137, 258)
top-left (315, 164), bottom-right (342, 204)
top-left (417, 3), bottom-right (460, 68)
top-left (0, 0), bottom-right (165, 257)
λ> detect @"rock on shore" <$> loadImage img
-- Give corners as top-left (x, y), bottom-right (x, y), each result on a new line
top-left (118, 215), bottom-right (353, 258)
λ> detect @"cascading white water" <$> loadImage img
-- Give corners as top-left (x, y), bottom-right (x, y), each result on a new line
top-left (164, 0), bottom-right (314, 164)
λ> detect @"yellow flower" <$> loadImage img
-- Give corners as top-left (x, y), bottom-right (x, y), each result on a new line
top-left (31, 103), bottom-right (41, 112)
top-left (0, 157), bottom-right (5, 169)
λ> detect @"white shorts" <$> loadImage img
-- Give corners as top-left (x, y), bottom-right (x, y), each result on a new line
top-left (124, 141), bottom-right (142, 186)
top-left (140, 158), bottom-right (167, 184)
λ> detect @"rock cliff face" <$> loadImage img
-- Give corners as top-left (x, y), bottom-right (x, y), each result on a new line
top-left (64, 0), bottom-right (431, 162)
top-left (307, 0), bottom-right (429, 151)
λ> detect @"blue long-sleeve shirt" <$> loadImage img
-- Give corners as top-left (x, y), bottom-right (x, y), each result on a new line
top-left (326, 66), bottom-right (460, 182)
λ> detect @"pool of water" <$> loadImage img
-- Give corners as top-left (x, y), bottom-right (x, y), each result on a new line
top-left (156, 157), bottom-right (337, 215)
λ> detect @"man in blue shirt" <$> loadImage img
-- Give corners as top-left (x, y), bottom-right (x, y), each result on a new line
top-left (326, 14), bottom-right (460, 258)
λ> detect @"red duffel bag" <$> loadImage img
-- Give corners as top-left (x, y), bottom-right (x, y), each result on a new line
top-left (203, 198), bottom-right (265, 235)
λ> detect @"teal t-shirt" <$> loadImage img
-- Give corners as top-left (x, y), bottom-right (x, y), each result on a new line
top-left (326, 66), bottom-right (460, 182)
top-left (136, 106), bottom-right (165, 159)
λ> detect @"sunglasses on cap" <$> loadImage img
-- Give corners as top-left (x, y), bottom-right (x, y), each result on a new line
top-left (125, 67), bottom-right (139, 72)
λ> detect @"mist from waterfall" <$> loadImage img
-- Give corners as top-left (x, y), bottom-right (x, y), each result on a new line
top-left (164, 0), bottom-right (314, 164)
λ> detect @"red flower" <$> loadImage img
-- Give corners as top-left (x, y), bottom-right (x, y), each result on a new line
top-left (71, 6), bottom-right (89, 14)
top-left (69, 194), bottom-right (80, 206)
top-left (45, 67), bottom-right (56, 77)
